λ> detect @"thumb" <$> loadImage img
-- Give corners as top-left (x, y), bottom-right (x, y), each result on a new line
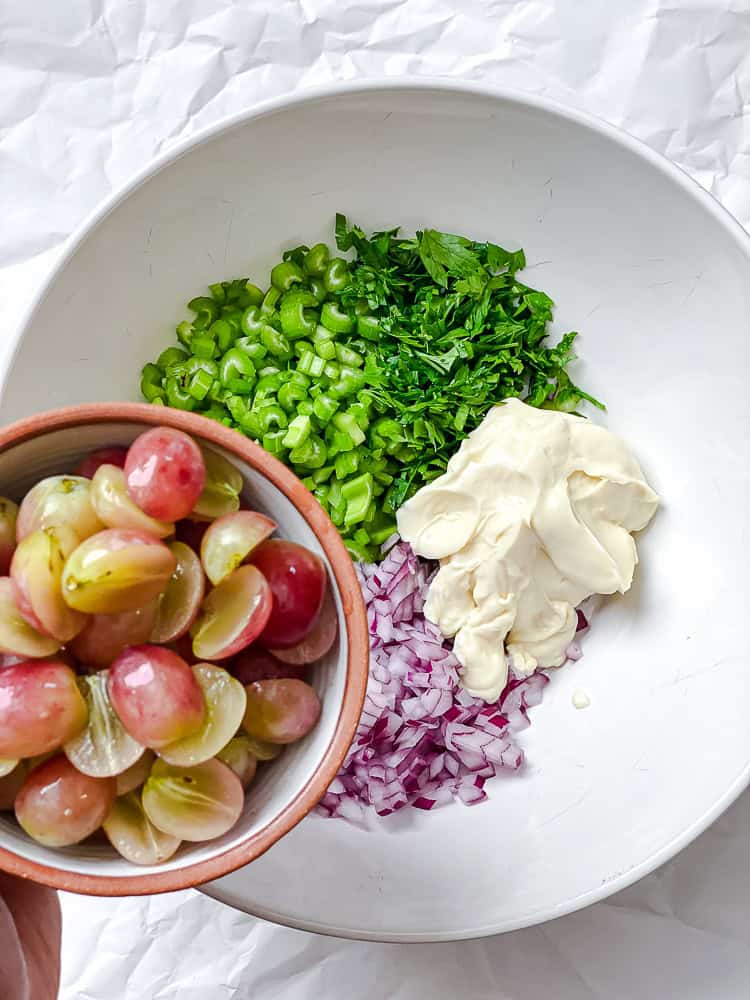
top-left (0, 874), bottom-right (61, 1000)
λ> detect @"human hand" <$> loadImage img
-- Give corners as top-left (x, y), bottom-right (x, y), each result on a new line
top-left (0, 873), bottom-right (61, 1000)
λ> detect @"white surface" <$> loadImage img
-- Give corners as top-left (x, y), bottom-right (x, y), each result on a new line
top-left (4, 76), bottom-right (750, 941)
top-left (0, 424), bottom-right (350, 886)
top-left (0, 0), bottom-right (748, 996)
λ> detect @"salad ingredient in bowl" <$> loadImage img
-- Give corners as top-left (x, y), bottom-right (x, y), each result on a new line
top-left (140, 216), bottom-right (601, 563)
top-left (142, 217), bottom-right (658, 819)
top-left (397, 399), bottom-right (659, 700)
top-left (320, 540), bottom-right (550, 818)
top-left (0, 426), bottom-right (333, 865)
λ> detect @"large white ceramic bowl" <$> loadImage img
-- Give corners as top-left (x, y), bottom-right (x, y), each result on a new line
top-left (2, 80), bottom-right (749, 940)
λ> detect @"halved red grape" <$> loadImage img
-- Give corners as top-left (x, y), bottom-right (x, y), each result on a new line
top-left (0, 651), bottom-right (76, 671)
top-left (200, 511), bottom-right (276, 586)
top-left (125, 428), bottom-right (206, 522)
top-left (64, 672), bottom-right (145, 777)
top-left (103, 790), bottom-right (181, 865)
top-left (74, 446), bottom-right (128, 479)
top-left (0, 578), bottom-right (61, 658)
top-left (150, 542), bottom-right (205, 644)
top-left (157, 663), bottom-right (246, 767)
top-left (191, 565), bottom-right (272, 661)
top-left (251, 540), bottom-right (326, 649)
top-left (69, 601), bottom-right (158, 669)
top-left (229, 645), bottom-right (305, 686)
top-left (62, 529), bottom-right (177, 614)
top-left (191, 448), bottom-right (243, 520)
top-left (0, 660), bottom-right (88, 758)
top-left (243, 735), bottom-right (282, 762)
top-left (0, 498), bottom-right (18, 575)
top-left (242, 679), bottom-right (321, 744)
top-left (91, 465), bottom-right (174, 537)
top-left (269, 587), bottom-right (338, 665)
top-left (115, 750), bottom-right (155, 796)
top-left (142, 757), bottom-right (243, 842)
top-left (0, 758), bottom-right (18, 778)
top-left (217, 736), bottom-right (257, 788)
top-left (0, 763), bottom-right (26, 810)
top-left (108, 645), bottom-right (206, 749)
top-left (17, 476), bottom-right (103, 543)
top-left (11, 525), bottom-right (87, 642)
top-left (0, 653), bottom-right (24, 668)
top-left (15, 755), bottom-right (116, 847)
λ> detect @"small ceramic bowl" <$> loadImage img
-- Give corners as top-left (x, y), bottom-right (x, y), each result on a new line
top-left (0, 402), bottom-right (368, 895)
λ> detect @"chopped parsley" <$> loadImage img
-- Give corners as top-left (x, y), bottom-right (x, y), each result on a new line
top-left (334, 215), bottom-right (603, 508)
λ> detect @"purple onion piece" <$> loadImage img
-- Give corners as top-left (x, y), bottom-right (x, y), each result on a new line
top-left (322, 541), bottom-right (597, 821)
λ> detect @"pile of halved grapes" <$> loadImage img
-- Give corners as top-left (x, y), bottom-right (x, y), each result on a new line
top-left (0, 427), bottom-right (336, 865)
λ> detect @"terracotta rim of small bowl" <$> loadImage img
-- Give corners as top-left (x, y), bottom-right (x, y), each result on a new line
top-left (0, 402), bottom-right (369, 895)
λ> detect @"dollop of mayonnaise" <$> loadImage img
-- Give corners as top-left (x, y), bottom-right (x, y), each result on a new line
top-left (396, 399), bottom-right (659, 701)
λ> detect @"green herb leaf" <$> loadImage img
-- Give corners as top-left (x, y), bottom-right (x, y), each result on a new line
top-left (486, 243), bottom-right (526, 272)
top-left (417, 230), bottom-right (484, 287)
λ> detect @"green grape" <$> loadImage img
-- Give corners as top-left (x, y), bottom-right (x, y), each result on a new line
top-left (91, 464), bottom-right (174, 537)
top-left (150, 542), bottom-right (205, 644)
top-left (62, 529), bottom-right (177, 614)
top-left (243, 679), bottom-right (321, 744)
top-left (103, 790), bottom-right (181, 866)
top-left (158, 663), bottom-right (246, 768)
top-left (142, 757), bottom-right (244, 842)
top-left (10, 524), bottom-right (86, 642)
top-left (17, 476), bottom-right (103, 542)
top-left (200, 511), bottom-right (276, 586)
top-left (191, 448), bottom-right (243, 520)
top-left (115, 750), bottom-right (155, 797)
top-left (64, 672), bottom-right (145, 778)
top-left (216, 735), bottom-right (258, 788)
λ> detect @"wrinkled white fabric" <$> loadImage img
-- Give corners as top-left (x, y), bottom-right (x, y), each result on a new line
top-left (60, 792), bottom-right (750, 1000)
top-left (1, 1), bottom-right (749, 997)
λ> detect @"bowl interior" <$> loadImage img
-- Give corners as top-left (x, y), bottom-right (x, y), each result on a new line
top-left (0, 420), bottom-right (349, 881)
top-left (2, 83), bottom-right (749, 934)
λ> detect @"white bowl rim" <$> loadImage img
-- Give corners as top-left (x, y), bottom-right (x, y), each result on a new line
top-left (4, 77), bottom-right (750, 938)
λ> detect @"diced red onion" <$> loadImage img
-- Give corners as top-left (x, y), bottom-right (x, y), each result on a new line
top-left (323, 541), bottom-right (563, 820)
top-left (322, 541), bottom-right (593, 820)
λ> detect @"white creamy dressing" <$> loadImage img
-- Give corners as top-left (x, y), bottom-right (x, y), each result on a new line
top-left (397, 399), bottom-right (659, 701)
top-left (572, 690), bottom-right (592, 710)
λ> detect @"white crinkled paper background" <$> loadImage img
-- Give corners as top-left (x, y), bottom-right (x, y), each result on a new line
top-left (1, 1), bottom-right (749, 997)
